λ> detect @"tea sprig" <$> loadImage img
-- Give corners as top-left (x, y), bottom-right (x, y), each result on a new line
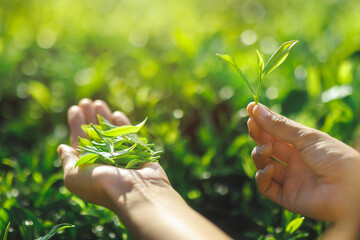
top-left (75, 115), bottom-right (161, 169)
top-left (217, 40), bottom-right (298, 168)
top-left (216, 40), bottom-right (298, 104)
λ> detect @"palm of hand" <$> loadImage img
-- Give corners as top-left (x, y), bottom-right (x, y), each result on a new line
top-left (58, 99), bottom-right (170, 212)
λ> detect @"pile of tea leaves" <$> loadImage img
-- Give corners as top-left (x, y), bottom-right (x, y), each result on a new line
top-left (75, 115), bottom-right (162, 169)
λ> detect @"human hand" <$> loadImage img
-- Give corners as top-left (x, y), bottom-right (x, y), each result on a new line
top-left (58, 99), bottom-right (231, 240)
top-left (247, 102), bottom-right (360, 223)
top-left (57, 99), bottom-right (172, 217)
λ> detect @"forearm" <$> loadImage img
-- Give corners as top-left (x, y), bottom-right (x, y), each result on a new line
top-left (111, 185), bottom-right (232, 240)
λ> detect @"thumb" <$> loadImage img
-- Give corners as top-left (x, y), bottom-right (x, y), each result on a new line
top-left (57, 144), bottom-right (78, 173)
top-left (252, 104), bottom-right (322, 150)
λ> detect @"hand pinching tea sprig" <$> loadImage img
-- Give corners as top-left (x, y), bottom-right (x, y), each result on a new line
top-left (217, 40), bottom-right (298, 167)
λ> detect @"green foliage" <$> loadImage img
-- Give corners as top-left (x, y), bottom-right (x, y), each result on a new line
top-left (2, 222), bottom-right (74, 240)
top-left (35, 223), bottom-right (75, 240)
top-left (77, 115), bottom-right (160, 169)
top-left (2, 222), bottom-right (10, 240)
top-left (1, 0), bottom-right (360, 239)
top-left (285, 217), bottom-right (304, 235)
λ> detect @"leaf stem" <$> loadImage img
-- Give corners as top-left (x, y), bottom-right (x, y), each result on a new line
top-left (270, 156), bottom-right (288, 167)
top-left (255, 74), bottom-right (263, 105)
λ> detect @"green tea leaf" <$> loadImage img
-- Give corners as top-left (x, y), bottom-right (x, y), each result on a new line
top-left (256, 50), bottom-right (264, 76)
top-left (125, 158), bottom-right (147, 169)
top-left (2, 222), bottom-right (10, 240)
top-left (113, 144), bottom-right (137, 157)
top-left (285, 217), bottom-right (304, 235)
top-left (139, 137), bottom-right (148, 144)
top-left (97, 114), bottom-right (116, 130)
top-left (102, 118), bottom-right (147, 137)
top-left (77, 117), bottom-right (160, 169)
top-left (35, 223), bottom-right (75, 240)
top-left (150, 156), bottom-right (161, 160)
top-left (75, 153), bottom-right (99, 168)
top-left (125, 134), bottom-right (149, 150)
top-left (78, 137), bottom-right (92, 147)
top-left (255, 50), bottom-right (265, 104)
top-left (81, 125), bottom-right (102, 141)
top-left (132, 149), bottom-right (152, 158)
top-left (263, 40), bottom-right (298, 76)
top-left (216, 53), bottom-right (256, 99)
top-left (78, 146), bottom-right (114, 162)
top-left (91, 123), bottom-right (115, 155)
top-left (113, 155), bottom-right (143, 165)
top-left (270, 156), bottom-right (288, 167)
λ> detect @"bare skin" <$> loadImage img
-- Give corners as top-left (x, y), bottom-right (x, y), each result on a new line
top-left (57, 99), bottom-right (231, 240)
top-left (247, 102), bottom-right (360, 239)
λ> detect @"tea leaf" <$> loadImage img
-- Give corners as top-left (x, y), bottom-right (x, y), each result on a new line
top-left (263, 40), bottom-right (298, 76)
top-left (285, 217), bottom-right (304, 235)
top-left (81, 125), bottom-right (102, 141)
top-left (113, 144), bottom-right (137, 157)
top-left (255, 50), bottom-right (265, 104)
top-left (35, 223), bottom-right (75, 240)
top-left (216, 53), bottom-right (256, 99)
top-left (102, 118), bottom-right (147, 137)
top-left (78, 137), bottom-right (92, 147)
top-left (125, 134), bottom-right (149, 150)
top-left (125, 158), bottom-right (147, 169)
top-left (90, 124), bottom-right (113, 153)
top-left (270, 156), bottom-right (288, 167)
top-left (139, 137), bottom-right (148, 144)
top-left (97, 114), bottom-right (116, 130)
top-left (78, 146), bottom-right (114, 162)
top-left (256, 50), bottom-right (264, 76)
top-left (75, 153), bottom-right (99, 168)
top-left (77, 117), bottom-right (160, 169)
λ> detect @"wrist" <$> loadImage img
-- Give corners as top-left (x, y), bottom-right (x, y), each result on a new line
top-left (108, 182), bottom-right (231, 240)
top-left (105, 178), bottom-right (184, 220)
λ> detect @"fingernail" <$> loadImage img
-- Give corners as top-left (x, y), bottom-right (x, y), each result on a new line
top-left (256, 145), bottom-right (264, 154)
top-left (256, 104), bottom-right (270, 118)
top-left (257, 169), bottom-right (264, 177)
top-left (57, 145), bottom-right (64, 155)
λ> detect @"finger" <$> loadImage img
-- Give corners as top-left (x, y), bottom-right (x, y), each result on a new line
top-left (68, 105), bottom-right (87, 147)
top-left (112, 111), bottom-right (131, 126)
top-left (79, 98), bottom-right (97, 124)
top-left (246, 102), bottom-right (256, 117)
top-left (253, 103), bottom-right (323, 150)
top-left (252, 143), bottom-right (286, 184)
top-left (248, 117), bottom-right (273, 145)
top-left (57, 144), bottom-right (78, 174)
top-left (94, 100), bottom-right (113, 122)
top-left (251, 143), bottom-right (273, 170)
top-left (255, 164), bottom-right (282, 205)
top-left (248, 117), bottom-right (295, 164)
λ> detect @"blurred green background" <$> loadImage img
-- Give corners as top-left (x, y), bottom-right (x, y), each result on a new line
top-left (1, 0), bottom-right (360, 239)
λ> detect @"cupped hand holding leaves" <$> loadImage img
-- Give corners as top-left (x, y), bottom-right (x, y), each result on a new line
top-left (58, 99), bottom-right (232, 240)
top-left (57, 99), bottom-right (171, 215)
top-left (247, 102), bottom-right (360, 224)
